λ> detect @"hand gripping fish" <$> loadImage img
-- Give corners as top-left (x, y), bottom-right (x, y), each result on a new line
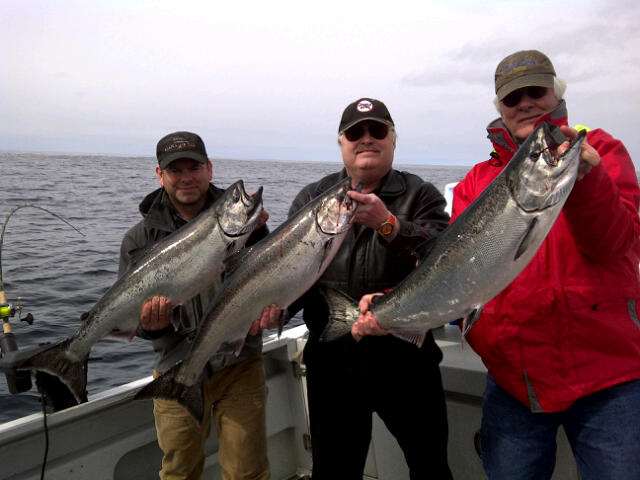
top-left (135, 177), bottom-right (360, 422)
top-left (15, 180), bottom-right (264, 403)
top-left (320, 122), bottom-right (587, 344)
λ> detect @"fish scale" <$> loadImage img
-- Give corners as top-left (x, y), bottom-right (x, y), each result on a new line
top-left (135, 176), bottom-right (360, 422)
top-left (321, 122), bottom-right (587, 343)
top-left (15, 180), bottom-right (264, 403)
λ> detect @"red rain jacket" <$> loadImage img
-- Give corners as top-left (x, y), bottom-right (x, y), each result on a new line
top-left (451, 102), bottom-right (640, 412)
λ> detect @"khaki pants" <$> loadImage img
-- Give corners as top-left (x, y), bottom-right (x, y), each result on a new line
top-left (153, 355), bottom-right (270, 480)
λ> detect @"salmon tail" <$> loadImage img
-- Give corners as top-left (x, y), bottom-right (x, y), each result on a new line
top-left (134, 366), bottom-right (205, 424)
top-left (319, 287), bottom-right (359, 342)
top-left (15, 339), bottom-right (88, 403)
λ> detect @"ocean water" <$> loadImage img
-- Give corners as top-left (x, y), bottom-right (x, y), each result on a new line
top-left (0, 151), bottom-right (470, 424)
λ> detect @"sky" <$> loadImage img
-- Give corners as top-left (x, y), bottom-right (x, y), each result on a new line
top-left (1, 0), bottom-right (639, 166)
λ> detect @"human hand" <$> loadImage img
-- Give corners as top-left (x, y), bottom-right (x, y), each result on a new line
top-left (256, 208), bottom-right (270, 230)
top-left (249, 304), bottom-right (283, 335)
top-left (358, 292), bottom-right (384, 315)
top-left (347, 191), bottom-right (394, 231)
top-left (351, 311), bottom-right (390, 342)
top-left (352, 292), bottom-right (388, 341)
top-left (559, 126), bottom-right (600, 181)
top-left (140, 295), bottom-right (173, 331)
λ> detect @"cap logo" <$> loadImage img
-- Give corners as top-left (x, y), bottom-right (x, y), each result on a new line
top-left (504, 59), bottom-right (536, 73)
top-left (356, 100), bottom-right (373, 113)
top-left (163, 138), bottom-right (196, 153)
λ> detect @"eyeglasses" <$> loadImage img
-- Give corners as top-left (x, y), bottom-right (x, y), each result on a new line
top-left (344, 122), bottom-right (389, 142)
top-left (502, 86), bottom-right (548, 108)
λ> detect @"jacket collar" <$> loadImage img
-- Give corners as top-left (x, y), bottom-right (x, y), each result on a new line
top-left (486, 100), bottom-right (569, 161)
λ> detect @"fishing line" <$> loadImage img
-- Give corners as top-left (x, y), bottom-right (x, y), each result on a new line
top-left (0, 203), bottom-right (85, 287)
top-left (0, 204), bottom-right (84, 480)
top-left (37, 378), bottom-right (49, 480)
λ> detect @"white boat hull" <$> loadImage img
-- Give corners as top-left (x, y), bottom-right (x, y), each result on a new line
top-left (0, 325), bottom-right (580, 480)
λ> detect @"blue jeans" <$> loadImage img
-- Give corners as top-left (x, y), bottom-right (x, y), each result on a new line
top-left (481, 375), bottom-right (640, 480)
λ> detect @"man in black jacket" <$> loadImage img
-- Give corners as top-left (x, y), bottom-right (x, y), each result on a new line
top-left (119, 131), bottom-right (276, 480)
top-left (289, 99), bottom-right (453, 479)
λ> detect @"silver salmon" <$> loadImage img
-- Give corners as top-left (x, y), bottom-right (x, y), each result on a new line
top-left (321, 123), bottom-right (587, 344)
top-left (135, 177), bottom-right (360, 422)
top-left (16, 180), bottom-right (263, 403)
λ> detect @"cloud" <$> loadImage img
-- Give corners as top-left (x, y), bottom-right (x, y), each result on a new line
top-left (1, 0), bottom-right (639, 166)
top-left (400, 0), bottom-right (640, 90)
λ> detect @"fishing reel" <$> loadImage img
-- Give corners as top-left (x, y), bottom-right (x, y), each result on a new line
top-left (0, 290), bottom-right (34, 393)
top-left (0, 289), bottom-right (78, 411)
top-left (0, 204), bottom-right (81, 412)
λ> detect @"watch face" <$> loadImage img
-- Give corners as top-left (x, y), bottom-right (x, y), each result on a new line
top-left (379, 223), bottom-right (393, 235)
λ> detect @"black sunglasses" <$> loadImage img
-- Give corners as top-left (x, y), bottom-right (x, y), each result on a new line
top-left (344, 122), bottom-right (389, 142)
top-left (502, 86), bottom-right (548, 108)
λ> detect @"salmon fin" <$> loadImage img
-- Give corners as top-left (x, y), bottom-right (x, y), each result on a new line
top-left (170, 316), bottom-right (181, 332)
top-left (390, 330), bottom-right (427, 347)
top-left (515, 217), bottom-right (538, 261)
top-left (216, 336), bottom-right (247, 357)
top-left (134, 365), bottom-right (206, 424)
top-left (276, 307), bottom-right (289, 338)
top-left (15, 338), bottom-right (89, 403)
top-left (106, 328), bottom-right (138, 341)
top-left (319, 287), bottom-right (359, 342)
top-left (461, 307), bottom-right (483, 337)
top-left (230, 337), bottom-right (246, 356)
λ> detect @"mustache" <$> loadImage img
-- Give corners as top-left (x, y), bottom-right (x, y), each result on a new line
top-left (354, 145), bottom-right (381, 154)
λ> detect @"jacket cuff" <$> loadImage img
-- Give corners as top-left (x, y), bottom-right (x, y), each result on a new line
top-left (379, 220), bottom-right (430, 255)
top-left (136, 324), bottom-right (173, 340)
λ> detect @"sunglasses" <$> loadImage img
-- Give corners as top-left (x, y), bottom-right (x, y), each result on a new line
top-left (344, 122), bottom-right (389, 142)
top-left (502, 86), bottom-right (548, 108)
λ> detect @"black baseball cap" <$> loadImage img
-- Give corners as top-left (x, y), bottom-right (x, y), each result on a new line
top-left (338, 98), bottom-right (394, 134)
top-left (156, 131), bottom-right (208, 169)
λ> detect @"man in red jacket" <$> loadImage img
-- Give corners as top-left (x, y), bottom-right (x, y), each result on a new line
top-left (450, 50), bottom-right (640, 479)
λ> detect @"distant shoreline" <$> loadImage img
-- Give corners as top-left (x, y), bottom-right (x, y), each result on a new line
top-left (0, 150), bottom-right (470, 168)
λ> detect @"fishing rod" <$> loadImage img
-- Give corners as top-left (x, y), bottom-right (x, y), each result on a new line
top-left (0, 204), bottom-right (84, 400)
top-left (0, 204), bottom-right (86, 480)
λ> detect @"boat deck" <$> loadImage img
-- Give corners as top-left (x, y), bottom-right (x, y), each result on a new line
top-left (0, 325), bottom-right (580, 479)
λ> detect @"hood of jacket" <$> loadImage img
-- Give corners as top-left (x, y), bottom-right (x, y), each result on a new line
top-left (486, 100), bottom-right (569, 164)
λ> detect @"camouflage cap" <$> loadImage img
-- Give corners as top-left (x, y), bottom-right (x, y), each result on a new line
top-left (495, 50), bottom-right (556, 101)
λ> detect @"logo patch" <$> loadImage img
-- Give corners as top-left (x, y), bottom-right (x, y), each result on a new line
top-left (505, 59), bottom-right (536, 74)
top-left (164, 138), bottom-right (196, 153)
top-left (357, 100), bottom-right (373, 113)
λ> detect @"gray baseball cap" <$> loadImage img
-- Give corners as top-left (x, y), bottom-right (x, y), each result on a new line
top-left (495, 50), bottom-right (556, 101)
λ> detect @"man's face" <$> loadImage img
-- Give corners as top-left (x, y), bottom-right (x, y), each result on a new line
top-left (500, 86), bottom-right (560, 143)
top-left (340, 120), bottom-right (395, 184)
top-left (156, 158), bottom-right (212, 209)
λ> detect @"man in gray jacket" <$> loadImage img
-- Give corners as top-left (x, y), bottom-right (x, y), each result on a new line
top-left (119, 131), bottom-right (275, 480)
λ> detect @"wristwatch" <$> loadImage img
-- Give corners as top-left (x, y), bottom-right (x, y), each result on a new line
top-left (376, 213), bottom-right (396, 237)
